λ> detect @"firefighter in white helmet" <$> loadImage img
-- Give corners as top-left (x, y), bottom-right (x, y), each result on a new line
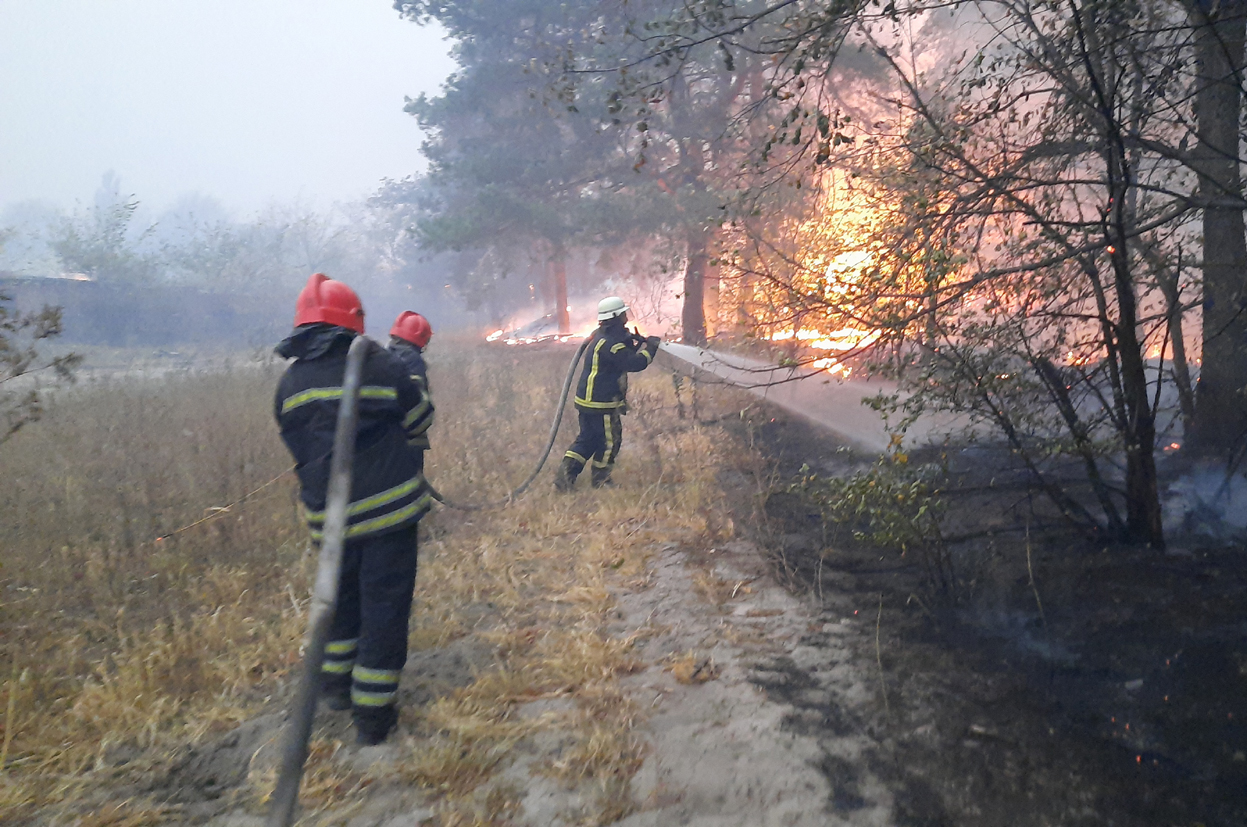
top-left (555, 297), bottom-right (660, 490)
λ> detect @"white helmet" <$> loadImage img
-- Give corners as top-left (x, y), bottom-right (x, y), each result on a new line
top-left (597, 296), bottom-right (629, 321)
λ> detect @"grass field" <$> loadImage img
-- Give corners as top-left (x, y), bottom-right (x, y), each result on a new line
top-left (0, 340), bottom-right (745, 825)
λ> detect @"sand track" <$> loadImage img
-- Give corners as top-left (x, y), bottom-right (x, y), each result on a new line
top-left (201, 533), bottom-right (893, 826)
top-left (608, 539), bottom-right (892, 827)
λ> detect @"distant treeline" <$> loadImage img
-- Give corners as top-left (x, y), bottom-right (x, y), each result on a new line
top-left (1, 275), bottom-right (288, 348)
top-left (2, 274), bottom-right (484, 349)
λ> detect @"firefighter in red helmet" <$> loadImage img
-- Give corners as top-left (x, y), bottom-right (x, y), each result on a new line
top-left (274, 273), bottom-right (433, 745)
top-left (387, 311), bottom-right (435, 473)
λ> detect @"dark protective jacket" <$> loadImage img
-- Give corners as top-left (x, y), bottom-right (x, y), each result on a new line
top-left (387, 338), bottom-right (434, 451)
top-left (275, 325), bottom-right (432, 543)
top-left (574, 319), bottom-right (659, 412)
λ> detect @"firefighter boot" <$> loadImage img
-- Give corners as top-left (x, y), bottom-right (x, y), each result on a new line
top-left (354, 704), bottom-right (398, 746)
top-left (590, 466), bottom-right (615, 488)
top-left (320, 675), bottom-right (351, 711)
top-left (554, 456), bottom-right (583, 492)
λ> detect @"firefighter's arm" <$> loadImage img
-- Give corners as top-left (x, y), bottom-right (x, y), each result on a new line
top-left (406, 373), bottom-right (435, 439)
top-left (612, 337), bottom-right (659, 372)
top-left (380, 349), bottom-right (434, 443)
top-left (273, 376), bottom-right (299, 456)
top-left (399, 374), bottom-right (434, 443)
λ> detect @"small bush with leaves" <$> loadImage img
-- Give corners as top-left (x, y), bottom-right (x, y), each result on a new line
top-left (790, 441), bottom-right (954, 597)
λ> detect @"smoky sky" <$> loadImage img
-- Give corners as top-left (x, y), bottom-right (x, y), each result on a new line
top-left (0, 0), bottom-right (455, 216)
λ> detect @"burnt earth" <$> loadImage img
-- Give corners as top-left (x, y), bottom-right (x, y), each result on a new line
top-left (723, 403), bottom-right (1247, 827)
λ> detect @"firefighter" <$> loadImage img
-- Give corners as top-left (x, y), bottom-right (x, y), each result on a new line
top-left (555, 296), bottom-right (660, 491)
top-left (274, 273), bottom-right (433, 746)
top-left (387, 311), bottom-right (435, 474)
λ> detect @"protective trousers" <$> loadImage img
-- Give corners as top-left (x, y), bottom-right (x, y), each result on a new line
top-left (565, 410), bottom-right (623, 475)
top-left (320, 524), bottom-right (418, 738)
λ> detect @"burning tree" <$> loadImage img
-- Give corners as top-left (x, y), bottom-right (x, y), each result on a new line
top-left (576, 0), bottom-right (1247, 546)
top-left (819, 1), bottom-right (1200, 547)
top-left (394, 0), bottom-right (1247, 544)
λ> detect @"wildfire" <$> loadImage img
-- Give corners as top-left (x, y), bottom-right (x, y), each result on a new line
top-left (485, 325), bottom-right (594, 346)
top-left (768, 327), bottom-right (880, 377)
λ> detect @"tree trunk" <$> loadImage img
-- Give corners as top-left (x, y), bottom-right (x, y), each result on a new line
top-left (1155, 263), bottom-right (1198, 436)
top-left (1190, 5), bottom-right (1247, 455)
top-left (1092, 19), bottom-right (1166, 546)
top-left (1109, 171), bottom-right (1165, 548)
top-left (550, 241), bottom-right (570, 335)
top-left (682, 227), bottom-right (709, 346)
top-left (1096, 238), bottom-right (1163, 546)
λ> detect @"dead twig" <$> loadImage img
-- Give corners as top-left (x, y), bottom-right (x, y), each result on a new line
top-left (875, 593), bottom-right (890, 718)
top-left (1, 654), bottom-right (19, 773)
top-left (1025, 522), bottom-right (1047, 632)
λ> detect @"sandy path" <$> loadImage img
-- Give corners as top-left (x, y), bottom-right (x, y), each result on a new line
top-left (203, 534), bottom-right (895, 826)
top-left (605, 538), bottom-right (893, 827)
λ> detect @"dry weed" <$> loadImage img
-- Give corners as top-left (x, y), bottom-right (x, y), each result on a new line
top-left (0, 342), bottom-right (745, 823)
top-left (666, 653), bottom-right (720, 685)
top-left (69, 801), bottom-right (174, 827)
top-left (0, 361), bottom-right (308, 820)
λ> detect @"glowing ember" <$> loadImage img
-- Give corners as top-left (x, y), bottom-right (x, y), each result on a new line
top-left (1065, 350), bottom-right (1092, 367)
top-left (486, 329), bottom-right (595, 346)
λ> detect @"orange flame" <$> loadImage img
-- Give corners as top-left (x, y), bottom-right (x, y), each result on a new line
top-left (767, 327), bottom-right (880, 377)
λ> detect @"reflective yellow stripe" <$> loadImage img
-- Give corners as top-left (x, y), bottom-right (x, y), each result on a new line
top-left (305, 477), bottom-right (424, 522)
top-left (322, 660), bottom-right (353, 674)
top-left (642, 348), bottom-right (654, 364)
top-left (595, 415), bottom-right (614, 468)
top-left (308, 493), bottom-right (430, 541)
top-left (282, 386), bottom-right (398, 414)
top-left (409, 412), bottom-right (434, 436)
top-left (344, 477), bottom-right (422, 518)
top-left (342, 494), bottom-right (431, 539)
top-left (325, 639), bottom-right (358, 655)
top-left (351, 689), bottom-right (397, 707)
top-left (353, 666), bottom-right (400, 684)
top-left (583, 338), bottom-right (605, 405)
top-left (403, 397), bottom-right (431, 429)
top-left (565, 450), bottom-right (587, 463)
top-left (610, 342), bottom-right (628, 353)
top-left (574, 398), bottom-right (623, 409)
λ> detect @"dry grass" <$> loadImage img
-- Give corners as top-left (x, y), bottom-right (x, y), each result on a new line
top-left (0, 340), bottom-right (744, 825)
top-left (0, 358), bottom-right (307, 822)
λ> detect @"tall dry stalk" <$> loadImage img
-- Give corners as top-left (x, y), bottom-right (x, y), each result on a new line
top-left (0, 655), bottom-right (18, 774)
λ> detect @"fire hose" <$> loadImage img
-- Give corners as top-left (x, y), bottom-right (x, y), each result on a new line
top-left (425, 335), bottom-right (592, 511)
top-left (268, 335), bottom-right (592, 825)
top-left (268, 334), bottom-right (369, 827)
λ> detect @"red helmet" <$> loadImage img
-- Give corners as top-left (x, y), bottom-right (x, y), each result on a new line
top-left (293, 273), bottom-right (365, 333)
top-left (390, 311), bottom-right (433, 348)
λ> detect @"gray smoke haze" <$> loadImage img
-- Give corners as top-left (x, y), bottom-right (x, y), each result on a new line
top-left (0, 0), bottom-right (455, 216)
